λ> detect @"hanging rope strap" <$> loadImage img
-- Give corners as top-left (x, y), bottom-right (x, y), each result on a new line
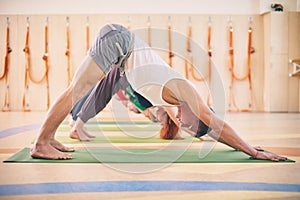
top-left (167, 16), bottom-right (174, 67)
top-left (85, 16), bottom-right (90, 53)
top-left (65, 17), bottom-right (71, 85)
top-left (127, 16), bottom-right (131, 30)
top-left (228, 18), bottom-right (254, 112)
top-left (43, 17), bottom-right (50, 109)
top-left (185, 19), bottom-right (209, 82)
top-left (184, 22), bottom-right (191, 79)
top-left (228, 21), bottom-right (239, 111)
top-left (1, 17), bottom-right (12, 111)
top-left (246, 23), bottom-right (254, 111)
top-left (22, 18), bottom-right (31, 111)
top-left (147, 16), bottom-right (152, 47)
top-left (22, 17), bottom-right (50, 111)
top-left (206, 18), bottom-right (213, 106)
top-left (184, 17), bottom-right (212, 106)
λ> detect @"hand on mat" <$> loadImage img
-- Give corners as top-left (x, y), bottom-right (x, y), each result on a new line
top-left (254, 151), bottom-right (287, 162)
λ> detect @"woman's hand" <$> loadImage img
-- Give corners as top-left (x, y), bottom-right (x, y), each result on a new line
top-left (163, 106), bottom-right (182, 127)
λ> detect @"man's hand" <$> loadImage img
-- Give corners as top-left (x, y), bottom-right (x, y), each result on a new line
top-left (253, 151), bottom-right (287, 162)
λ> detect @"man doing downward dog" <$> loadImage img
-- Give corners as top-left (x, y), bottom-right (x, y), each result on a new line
top-left (31, 24), bottom-right (286, 161)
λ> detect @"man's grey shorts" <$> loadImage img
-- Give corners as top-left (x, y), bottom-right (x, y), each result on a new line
top-left (88, 24), bottom-right (133, 74)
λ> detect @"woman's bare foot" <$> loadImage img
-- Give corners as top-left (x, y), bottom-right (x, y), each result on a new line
top-left (69, 128), bottom-right (93, 141)
top-left (50, 139), bottom-right (74, 152)
top-left (82, 127), bottom-right (95, 138)
top-left (199, 135), bottom-right (214, 141)
top-left (69, 118), bottom-right (95, 141)
top-left (31, 143), bottom-right (72, 160)
top-left (69, 129), bottom-right (91, 141)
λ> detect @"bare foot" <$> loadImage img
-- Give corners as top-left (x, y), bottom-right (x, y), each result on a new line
top-left (50, 139), bottom-right (74, 152)
top-left (69, 129), bottom-right (93, 141)
top-left (70, 130), bottom-right (80, 140)
top-left (82, 127), bottom-right (95, 138)
top-left (31, 143), bottom-right (72, 160)
top-left (199, 135), bottom-right (214, 141)
top-left (69, 118), bottom-right (95, 141)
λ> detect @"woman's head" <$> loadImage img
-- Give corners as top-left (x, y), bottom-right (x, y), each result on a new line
top-left (158, 109), bottom-right (180, 140)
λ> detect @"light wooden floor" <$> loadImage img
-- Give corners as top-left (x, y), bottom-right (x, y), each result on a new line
top-left (0, 111), bottom-right (300, 199)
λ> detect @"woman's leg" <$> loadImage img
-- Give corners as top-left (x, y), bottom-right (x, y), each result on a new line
top-left (76, 67), bottom-right (121, 123)
top-left (70, 67), bottom-right (122, 141)
top-left (71, 87), bottom-right (94, 121)
top-left (30, 55), bottom-right (105, 159)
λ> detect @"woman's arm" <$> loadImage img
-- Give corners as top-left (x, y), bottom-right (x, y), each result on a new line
top-left (162, 79), bottom-right (287, 161)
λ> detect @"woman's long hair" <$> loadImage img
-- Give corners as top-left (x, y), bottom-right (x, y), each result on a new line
top-left (159, 114), bottom-right (180, 140)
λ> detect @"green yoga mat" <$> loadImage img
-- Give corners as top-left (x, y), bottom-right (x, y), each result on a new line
top-left (59, 121), bottom-right (160, 132)
top-left (62, 120), bottom-right (157, 125)
top-left (55, 136), bottom-right (201, 144)
top-left (4, 148), bottom-right (295, 163)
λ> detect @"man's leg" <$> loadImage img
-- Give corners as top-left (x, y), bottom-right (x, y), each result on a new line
top-left (30, 55), bottom-right (105, 159)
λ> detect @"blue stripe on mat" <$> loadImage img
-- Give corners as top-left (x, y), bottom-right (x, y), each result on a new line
top-left (0, 181), bottom-right (299, 196)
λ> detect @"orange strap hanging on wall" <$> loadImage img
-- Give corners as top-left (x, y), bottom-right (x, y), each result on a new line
top-left (1, 17), bottom-right (12, 112)
top-left (22, 17), bottom-right (50, 111)
top-left (167, 16), bottom-right (174, 67)
top-left (184, 22), bottom-right (191, 79)
top-left (206, 18), bottom-right (213, 106)
top-left (127, 16), bottom-right (131, 30)
top-left (184, 18), bottom-right (209, 82)
top-left (246, 23), bottom-right (254, 111)
top-left (228, 17), bottom-right (254, 112)
top-left (85, 16), bottom-right (90, 53)
top-left (43, 17), bottom-right (50, 109)
top-left (184, 17), bottom-right (212, 105)
top-left (147, 16), bottom-right (152, 47)
top-left (65, 17), bottom-right (71, 86)
top-left (228, 21), bottom-right (238, 111)
top-left (22, 18), bottom-right (31, 111)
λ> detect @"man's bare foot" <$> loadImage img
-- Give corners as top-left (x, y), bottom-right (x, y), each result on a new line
top-left (31, 143), bottom-right (72, 160)
top-left (50, 139), bottom-right (74, 152)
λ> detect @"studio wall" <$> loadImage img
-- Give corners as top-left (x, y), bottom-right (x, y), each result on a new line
top-left (0, 14), bottom-right (265, 111)
top-left (0, 0), bottom-right (299, 112)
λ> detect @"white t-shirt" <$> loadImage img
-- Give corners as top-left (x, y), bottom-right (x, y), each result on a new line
top-left (125, 37), bottom-right (184, 106)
